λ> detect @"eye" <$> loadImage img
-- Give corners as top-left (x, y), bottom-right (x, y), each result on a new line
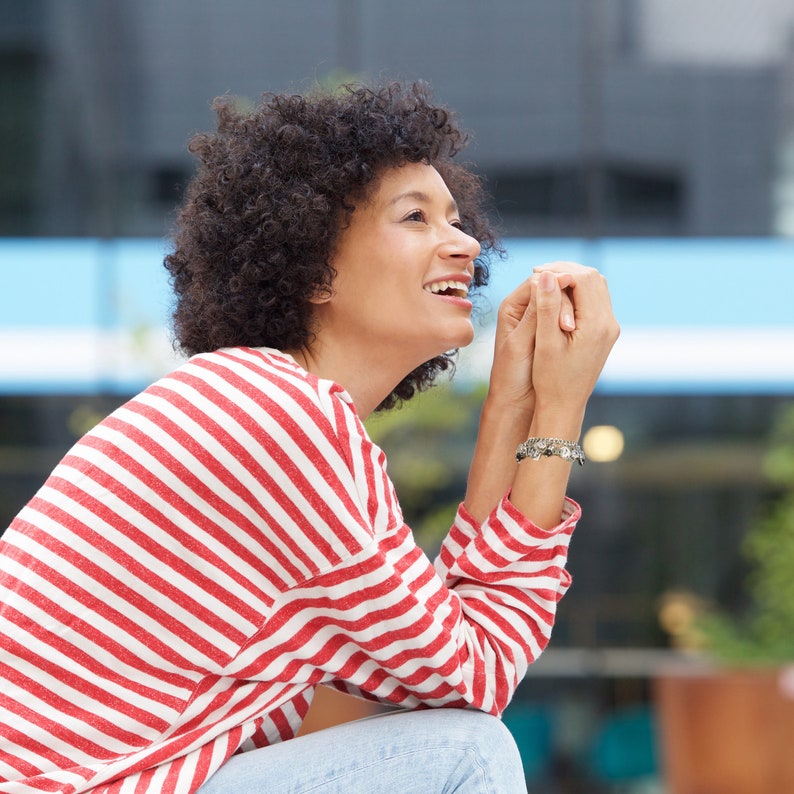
top-left (404, 209), bottom-right (426, 223)
top-left (450, 219), bottom-right (464, 230)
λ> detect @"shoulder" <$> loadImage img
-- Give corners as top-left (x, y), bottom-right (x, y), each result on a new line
top-left (158, 346), bottom-right (359, 446)
top-left (180, 349), bottom-right (398, 531)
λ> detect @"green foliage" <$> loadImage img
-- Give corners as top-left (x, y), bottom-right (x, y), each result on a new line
top-left (224, 70), bottom-right (365, 116)
top-left (227, 95), bottom-right (255, 115)
top-left (313, 69), bottom-right (366, 96)
top-left (699, 403), bottom-right (794, 666)
top-left (366, 382), bottom-right (485, 552)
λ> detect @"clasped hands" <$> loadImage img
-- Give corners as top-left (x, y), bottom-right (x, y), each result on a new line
top-left (488, 261), bottom-right (620, 422)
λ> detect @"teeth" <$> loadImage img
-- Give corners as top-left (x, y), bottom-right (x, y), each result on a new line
top-left (424, 280), bottom-right (469, 297)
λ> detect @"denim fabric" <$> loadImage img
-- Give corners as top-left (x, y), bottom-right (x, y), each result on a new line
top-left (198, 707), bottom-right (527, 793)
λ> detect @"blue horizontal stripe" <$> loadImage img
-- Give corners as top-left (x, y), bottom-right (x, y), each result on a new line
top-left (1, 236), bottom-right (792, 394)
top-left (488, 236), bottom-right (794, 328)
top-left (0, 238), bottom-right (171, 329)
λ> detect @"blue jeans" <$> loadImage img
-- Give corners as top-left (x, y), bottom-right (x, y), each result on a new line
top-left (198, 708), bottom-right (528, 793)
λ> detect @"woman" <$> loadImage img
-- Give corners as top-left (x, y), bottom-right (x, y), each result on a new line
top-left (0, 82), bottom-right (618, 793)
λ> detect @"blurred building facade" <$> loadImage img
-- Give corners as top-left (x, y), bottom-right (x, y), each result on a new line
top-left (2, 0), bottom-right (794, 238)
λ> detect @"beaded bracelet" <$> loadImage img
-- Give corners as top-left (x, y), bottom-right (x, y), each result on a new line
top-left (515, 437), bottom-right (585, 466)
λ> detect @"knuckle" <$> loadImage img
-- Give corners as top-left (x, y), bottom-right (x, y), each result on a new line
top-left (497, 302), bottom-right (521, 322)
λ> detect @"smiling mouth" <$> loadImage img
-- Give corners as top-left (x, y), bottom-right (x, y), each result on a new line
top-left (423, 280), bottom-right (470, 299)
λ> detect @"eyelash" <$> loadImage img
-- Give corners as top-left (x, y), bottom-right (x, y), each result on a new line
top-left (405, 210), bottom-right (464, 229)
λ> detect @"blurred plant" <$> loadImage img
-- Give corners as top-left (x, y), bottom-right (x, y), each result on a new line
top-left (228, 72), bottom-right (366, 117)
top-left (695, 403), bottom-right (794, 665)
top-left (657, 590), bottom-right (708, 652)
top-left (228, 95), bottom-right (256, 115)
top-left (314, 69), bottom-right (366, 96)
top-left (67, 404), bottom-right (106, 438)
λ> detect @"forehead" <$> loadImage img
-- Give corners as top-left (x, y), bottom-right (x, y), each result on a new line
top-left (368, 162), bottom-right (455, 208)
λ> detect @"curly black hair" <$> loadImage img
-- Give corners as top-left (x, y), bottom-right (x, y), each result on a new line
top-left (164, 80), bottom-right (501, 410)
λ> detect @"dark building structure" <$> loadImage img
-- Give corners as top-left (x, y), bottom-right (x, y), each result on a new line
top-left (1, 0), bottom-right (793, 238)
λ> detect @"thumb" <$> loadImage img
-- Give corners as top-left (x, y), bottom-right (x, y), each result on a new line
top-left (535, 271), bottom-right (562, 334)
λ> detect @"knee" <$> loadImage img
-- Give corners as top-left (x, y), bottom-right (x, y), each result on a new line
top-left (440, 709), bottom-right (526, 788)
top-left (458, 709), bottom-right (521, 758)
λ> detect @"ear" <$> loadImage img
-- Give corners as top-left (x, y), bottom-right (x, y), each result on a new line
top-left (308, 284), bottom-right (334, 305)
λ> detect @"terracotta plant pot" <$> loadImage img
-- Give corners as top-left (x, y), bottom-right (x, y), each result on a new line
top-left (655, 667), bottom-right (794, 794)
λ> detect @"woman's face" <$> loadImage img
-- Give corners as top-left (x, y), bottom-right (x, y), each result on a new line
top-left (312, 162), bottom-right (481, 369)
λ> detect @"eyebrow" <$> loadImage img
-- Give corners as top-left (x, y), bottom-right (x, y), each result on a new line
top-left (389, 191), bottom-right (459, 215)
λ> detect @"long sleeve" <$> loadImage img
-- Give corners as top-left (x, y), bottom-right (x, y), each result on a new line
top-left (0, 347), bottom-right (578, 793)
top-left (220, 348), bottom-right (578, 727)
top-left (248, 495), bottom-right (577, 719)
top-left (243, 443), bottom-right (578, 718)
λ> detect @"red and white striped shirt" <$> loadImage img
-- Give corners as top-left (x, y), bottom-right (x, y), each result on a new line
top-left (0, 347), bottom-right (578, 793)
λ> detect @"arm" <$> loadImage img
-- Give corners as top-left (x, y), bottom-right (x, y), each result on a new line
top-left (268, 497), bottom-right (580, 717)
top-left (465, 264), bottom-right (619, 528)
top-left (464, 276), bottom-right (536, 524)
top-left (247, 364), bottom-right (582, 717)
top-left (244, 308), bottom-right (613, 716)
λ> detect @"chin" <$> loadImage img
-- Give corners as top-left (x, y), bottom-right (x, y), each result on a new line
top-left (458, 330), bottom-right (475, 348)
top-left (414, 323), bottom-right (474, 364)
top-left (454, 325), bottom-right (476, 349)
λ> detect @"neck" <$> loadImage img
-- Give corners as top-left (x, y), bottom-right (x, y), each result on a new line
top-left (287, 339), bottom-right (424, 420)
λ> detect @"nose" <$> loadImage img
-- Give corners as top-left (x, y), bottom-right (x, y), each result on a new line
top-left (441, 225), bottom-right (481, 265)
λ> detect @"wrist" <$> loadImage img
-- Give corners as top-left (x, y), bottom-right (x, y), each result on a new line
top-left (482, 391), bottom-right (535, 424)
top-left (479, 397), bottom-right (533, 448)
top-left (527, 403), bottom-right (585, 443)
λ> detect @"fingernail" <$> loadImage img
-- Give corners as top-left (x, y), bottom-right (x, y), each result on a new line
top-left (539, 271), bottom-right (556, 292)
top-left (562, 313), bottom-right (576, 330)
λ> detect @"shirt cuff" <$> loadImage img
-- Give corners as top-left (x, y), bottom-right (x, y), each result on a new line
top-left (457, 493), bottom-right (580, 539)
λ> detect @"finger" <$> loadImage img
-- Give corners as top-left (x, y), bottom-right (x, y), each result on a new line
top-left (534, 260), bottom-right (587, 277)
top-left (497, 276), bottom-right (535, 327)
top-left (560, 289), bottom-right (576, 331)
top-left (568, 271), bottom-right (613, 320)
top-left (535, 271), bottom-right (563, 343)
top-left (527, 268), bottom-right (574, 331)
top-left (508, 275), bottom-right (535, 309)
top-left (536, 262), bottom-right (610, 318)
top-left (534, 263), bottom-right (581, 296)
